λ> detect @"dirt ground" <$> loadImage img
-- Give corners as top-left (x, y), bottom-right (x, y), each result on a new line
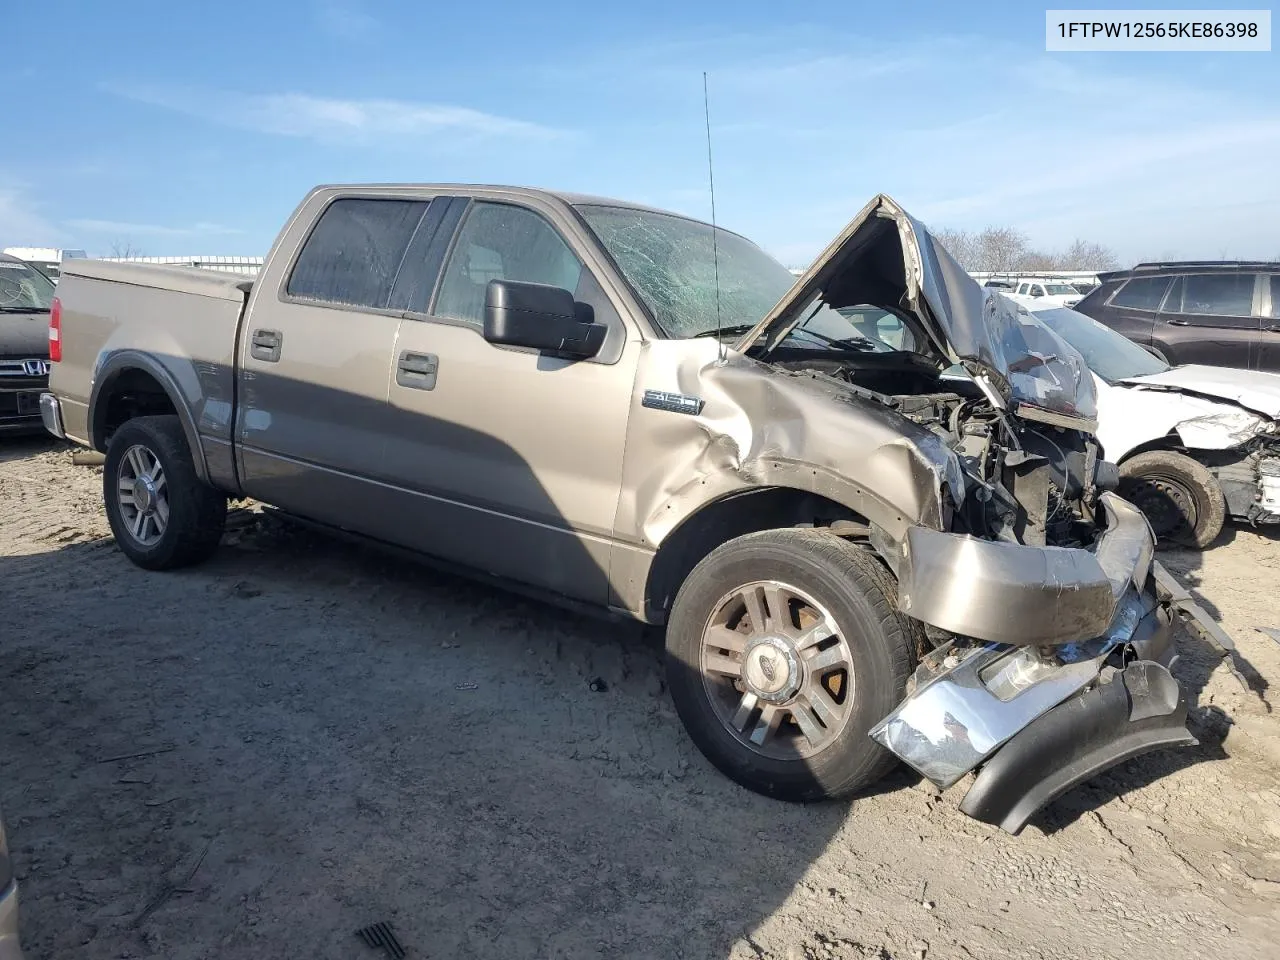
top-left (2, 435), bottom-right (1279, 960)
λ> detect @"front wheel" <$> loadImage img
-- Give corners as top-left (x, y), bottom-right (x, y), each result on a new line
top-left (1118, 450), bottom-right (1226, 549)
top-left (665, 528), bottom-right (913, 802)
top-left (103, 415), bottom-right (227, 570)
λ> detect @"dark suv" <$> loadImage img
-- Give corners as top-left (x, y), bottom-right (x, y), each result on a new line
top-left (0, 253), bottom-right (54, 434)
top-left (1073, 261), bottom-right (1280, 371)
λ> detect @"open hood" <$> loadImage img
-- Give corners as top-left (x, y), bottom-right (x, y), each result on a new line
top-left (735, 194), bottom-right (1097, 426)
top-left (1120, 364), bottom-right (1280, 420)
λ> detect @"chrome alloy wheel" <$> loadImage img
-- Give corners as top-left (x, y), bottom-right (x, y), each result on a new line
top-left (700, 580), bottom-right (855, 759)
top-left (116, 444), bottom-right (169, 546)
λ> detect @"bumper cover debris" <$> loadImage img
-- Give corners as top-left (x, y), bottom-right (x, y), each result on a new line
top-left (958, 659), bottom-right (1196, 834)
top-left (870, 498), bottom-right (1234, 833)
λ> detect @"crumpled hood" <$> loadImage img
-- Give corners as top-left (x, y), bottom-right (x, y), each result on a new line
top-left (734, 194), bottom-right (1095, 423)
top-left (1120, 365), bottom-right (1280, 420)
top-left (0, 309), bottom-right (50, 359)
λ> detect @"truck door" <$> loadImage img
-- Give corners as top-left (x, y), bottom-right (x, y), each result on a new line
top-left (1155, 273), bottom-right (1261, 369)
top-left (383, 196), bottom-right (639, 605)
top-left (235, 194), bottom-right (435, 537)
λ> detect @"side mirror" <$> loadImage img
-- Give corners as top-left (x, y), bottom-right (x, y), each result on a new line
top-left (483, 279), bottom-right (606, 359)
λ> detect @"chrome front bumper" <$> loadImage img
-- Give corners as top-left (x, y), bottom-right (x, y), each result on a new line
top-left (0, 883), bottom-right (22, 960)
top-left (896, 492), bottom-right (1154, 646)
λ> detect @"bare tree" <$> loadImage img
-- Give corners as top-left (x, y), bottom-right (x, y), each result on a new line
top-left (1062, 239), bottom-right (1119, 271)
top-left (1018, 250), bottom-right (1058, 272)
top-left (109, 239), bottom-right (144, 258)
top-left (973, 227), bottom-right (1030, 272)
top-left (932, 228), bottom-right (977, 268)
top-left (929, 222), bottom-right (1120, 273)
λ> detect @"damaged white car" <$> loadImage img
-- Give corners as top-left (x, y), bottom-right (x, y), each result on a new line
top-left (1027, 306), bottom-right (1280, 547)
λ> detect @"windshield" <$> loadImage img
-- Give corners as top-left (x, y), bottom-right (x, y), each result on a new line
top-left (1029, 307), bottom-right (1170, 382)
top-left (1043, 284), bottom-right (1077, 296)
top-left (0, 259), bottom-right (55, 312)
top-left (575, 204), bottom-right (797, 338)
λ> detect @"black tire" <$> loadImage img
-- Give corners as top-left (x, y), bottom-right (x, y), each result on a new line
top-left (1118, 450), bottom-right (1226, 549)
top-left (665, 528), bottom-right (913, 802)
top-left (103, 415), bottom-right (227, 570)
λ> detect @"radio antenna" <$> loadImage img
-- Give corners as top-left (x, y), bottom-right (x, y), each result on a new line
top-left (703, 71), bottom-right (725, 362)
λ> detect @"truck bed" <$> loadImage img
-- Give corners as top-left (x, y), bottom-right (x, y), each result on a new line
top-left (49, 260), bottom-right (253, 486)
top-left (60, 259), bottom-right (254, 301)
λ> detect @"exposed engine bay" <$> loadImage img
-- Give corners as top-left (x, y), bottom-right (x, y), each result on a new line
top-left (767, 348), bottom-right (1113, 550)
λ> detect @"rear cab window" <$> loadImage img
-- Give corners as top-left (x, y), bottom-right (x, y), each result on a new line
top-left (286, 198), bottom-right (431, 310)
top-left (1109, 276), bottom-right (1171, 311)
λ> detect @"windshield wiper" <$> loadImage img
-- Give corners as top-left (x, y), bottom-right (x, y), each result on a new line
top-left (0, 306), bottom-right (48, 314)
top-left (690, 323), bottom-right (757, 339)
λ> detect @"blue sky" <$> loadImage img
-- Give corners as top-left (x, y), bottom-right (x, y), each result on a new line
top-left (3, 1), bottom-right (1277, 265)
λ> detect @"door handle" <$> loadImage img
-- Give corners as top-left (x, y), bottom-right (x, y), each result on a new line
top-left (250, 329), bottom-right (283, 362)
top-left (1165, 318), bottom-right (1189, 326)
top-left (396, 351), bottom-right (438, 390)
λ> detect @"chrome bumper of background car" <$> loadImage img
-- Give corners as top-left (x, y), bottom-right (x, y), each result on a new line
top-left (896, 492), bottom-right (1154, 647)
top-left (39, 392), bottom-right (65, 440)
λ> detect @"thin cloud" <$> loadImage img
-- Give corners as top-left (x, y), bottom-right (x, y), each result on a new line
top-left (106, 84), bottom-right (565, 145)
top-left (0, 179), bottom-right (63, 245)
top-left (66, 219), bottom-right (244, 237)
top-left (315, 2), bottom-right (379, 40)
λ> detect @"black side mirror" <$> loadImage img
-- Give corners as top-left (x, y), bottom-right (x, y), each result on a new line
top-left (483, 279), bottom-right (606, 359)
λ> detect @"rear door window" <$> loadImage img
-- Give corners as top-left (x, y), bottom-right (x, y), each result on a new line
top-left (1268, 275), bottom-right (1280, 319)
top-left (1171, 273), bottom-right (1257, 317)
top-left (434, 202), bottom-right (583, 325)
top-left (1109, 276), bottom-right (1171, 311)
top-left (287, 198), bottom-right (430, 309)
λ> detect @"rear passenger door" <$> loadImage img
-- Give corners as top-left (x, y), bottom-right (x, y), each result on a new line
top-left (1102, 276), bottom-right (1170, 349)
top-left (1156, 273), bottom-right (1262, 369)
top-left (380, 196), bottom-right (640, 604)
top-left (236, 194), bottom-right (436, 536)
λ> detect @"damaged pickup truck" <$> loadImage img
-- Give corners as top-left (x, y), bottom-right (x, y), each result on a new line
top-left (41, 186), bottom-right (1229, 832)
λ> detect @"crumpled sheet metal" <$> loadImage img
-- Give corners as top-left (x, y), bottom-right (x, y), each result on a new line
top-left (615, 338), bottom-right (967, 549)
top-left (896, 492), bottom-right (1154, 647)
top-left (1176, 407), bottom-right (1271, 449)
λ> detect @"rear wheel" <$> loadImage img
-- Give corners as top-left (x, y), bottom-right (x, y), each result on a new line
top-left (665, 528), bottom-right (913, 801)
top-left (1119, 450), bottom-right (1225, 549)
top-left (103, 415), bottom-right (227, 569)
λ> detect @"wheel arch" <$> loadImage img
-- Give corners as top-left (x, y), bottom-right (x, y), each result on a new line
top-left (641, 484), bottom-right (878, 624)
top-left (1115, 432), bottom-right (1184, 465)
top-left (88, 351), bottom-right (210, 483)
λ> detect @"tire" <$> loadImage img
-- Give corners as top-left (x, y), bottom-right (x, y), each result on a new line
top-left (1118, 450), bottom-right (1226, 549)
top-left (665, 528), bottom-right (913, 802)
top-left (103, 415), bottom-right (227, 570)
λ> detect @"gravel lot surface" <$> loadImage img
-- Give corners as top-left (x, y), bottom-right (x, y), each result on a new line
top-left (2, 436), bottom-right (1279, 960)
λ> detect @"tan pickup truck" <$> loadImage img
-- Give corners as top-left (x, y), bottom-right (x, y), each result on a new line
top-left (41, 185), bottom-right (1227, 832)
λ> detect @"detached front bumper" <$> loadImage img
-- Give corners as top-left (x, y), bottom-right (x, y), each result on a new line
top-left (0, 882), bottom-right (22, 960)
top-left (871, 492), bottom-right (1217, 834)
